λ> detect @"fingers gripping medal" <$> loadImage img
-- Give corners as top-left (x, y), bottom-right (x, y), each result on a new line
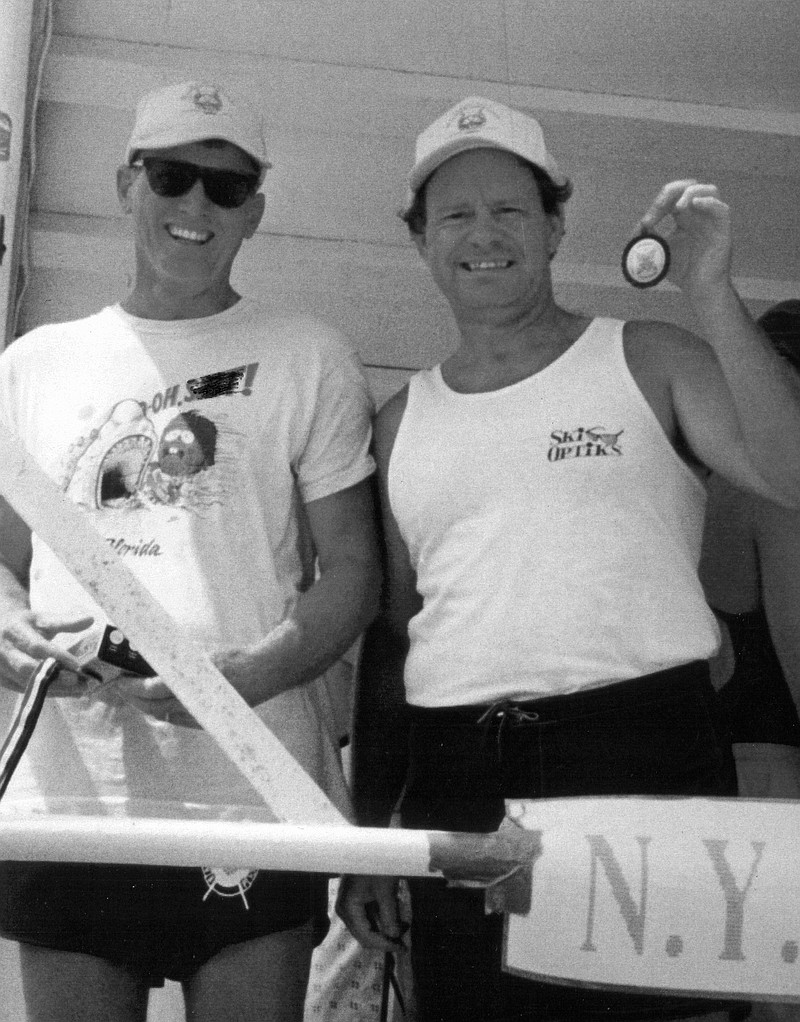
top-left (622, 231), bottom-right (670, 288)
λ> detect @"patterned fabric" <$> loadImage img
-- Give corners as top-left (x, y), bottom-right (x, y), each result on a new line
top-left (305, 881), bottom-right (415, 1022)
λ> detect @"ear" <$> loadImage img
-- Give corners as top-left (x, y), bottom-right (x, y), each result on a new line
top-left (116, 165), bottom-right (138, 213)
top-left (242, 191), bottom-right (266, 240)
top-left (547, 208), bottom-right (566, 260)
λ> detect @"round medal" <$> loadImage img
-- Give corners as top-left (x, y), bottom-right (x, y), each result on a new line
top-left (622, 232), bottom-right (670, 288)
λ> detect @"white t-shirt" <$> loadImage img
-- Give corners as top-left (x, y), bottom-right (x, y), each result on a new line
top-left (0, 299), bottom-right (374, 818)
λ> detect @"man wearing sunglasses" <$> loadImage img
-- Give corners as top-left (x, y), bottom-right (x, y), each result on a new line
top-left (0, 82), bottom-right (380, 1022)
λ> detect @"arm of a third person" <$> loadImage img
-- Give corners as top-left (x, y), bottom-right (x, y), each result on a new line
top-left (754, 498), bottom-right (800, 716)
top-left (337, 386), bottom-right (419, 951)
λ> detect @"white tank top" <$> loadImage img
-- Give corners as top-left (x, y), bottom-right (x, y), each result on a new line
top-left (389, 317), bottom-right (720, 707)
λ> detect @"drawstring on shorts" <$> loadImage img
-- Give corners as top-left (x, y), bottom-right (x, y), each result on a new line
top-left (476, 700), bottom-right (540, 759)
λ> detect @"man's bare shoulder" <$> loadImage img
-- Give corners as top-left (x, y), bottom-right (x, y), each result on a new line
top-left (623, 317), bottom-right (718, 386)
top-left (624, 318), bottom-right (709, 360)
top-left (621, 319), bottom-right (719, 447)
top-left (621, 320), bottom-right (715, 374)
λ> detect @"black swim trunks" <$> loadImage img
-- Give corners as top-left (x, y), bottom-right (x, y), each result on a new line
top-left (0, 859), bottom-right (328, 986)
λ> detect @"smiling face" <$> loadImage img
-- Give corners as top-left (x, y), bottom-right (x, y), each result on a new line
top-left (117, 140), bottom-right (265, 318)
top-left (414, 148), bottom-right (564, 323)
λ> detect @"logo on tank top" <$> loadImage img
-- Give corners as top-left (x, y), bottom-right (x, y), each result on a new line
top-left (548, 426), bottom-right (624, 462)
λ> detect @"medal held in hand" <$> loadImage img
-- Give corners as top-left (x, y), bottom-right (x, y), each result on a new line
top-left (622, 231), bottom-right (670, 288)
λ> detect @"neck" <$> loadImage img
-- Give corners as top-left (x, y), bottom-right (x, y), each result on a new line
top-left (456, 298), bottom-right (581, 362)
top-left (121, 280), bottom-right (241, 321)
top-left (443, 302), bottom-right (591, 392)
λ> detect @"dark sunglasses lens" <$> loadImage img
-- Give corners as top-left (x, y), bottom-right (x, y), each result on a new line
top-left (141, 160), bottom-right (257, 208)
top-left (143, 159), bottom-right (197, 198)
top-left (201, 169), bottom-right (256, 209)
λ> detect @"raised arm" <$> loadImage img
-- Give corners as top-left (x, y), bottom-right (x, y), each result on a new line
top-left (640, 180), bottom-right (800, 503)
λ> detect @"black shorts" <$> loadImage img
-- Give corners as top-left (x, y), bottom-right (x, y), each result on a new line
top-left (0, 859), bottom-right (329, 986)
top-left (401, 661), bottom-right (747, 1022)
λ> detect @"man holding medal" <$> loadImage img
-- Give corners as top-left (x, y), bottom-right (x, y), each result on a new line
top-left (338, 96), bottom-right (800, 1022)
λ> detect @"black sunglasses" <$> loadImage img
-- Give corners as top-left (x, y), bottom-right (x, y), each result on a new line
top-left (133, 157), bottom-right (259, 209)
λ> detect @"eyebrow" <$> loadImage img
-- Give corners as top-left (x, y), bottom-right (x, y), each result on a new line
top-left (432, 195), bottom-right (529, 212)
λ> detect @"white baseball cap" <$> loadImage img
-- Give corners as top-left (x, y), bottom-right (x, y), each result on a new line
top-left (125, 81), bottom-right (271, 181)
top-left (402, 96), bottom-right (571, 214)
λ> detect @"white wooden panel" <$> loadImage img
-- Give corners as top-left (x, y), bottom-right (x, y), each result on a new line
top-left (53, 0), bottom-right (170, 47)
top-left (35, 37), bottom-right (800, 286)
top-left (55, 0), bottom-right (508, 80)
top-left (32, 96), bottom-right (800, 284)
top-left (43, 34), bottom-right (800, 138)
top-left (169, 0), bottom-right (509, 82)
top-left (54, 0), bottom-right (800, 117)
top-left (505, 0), bottom-right (800, 112)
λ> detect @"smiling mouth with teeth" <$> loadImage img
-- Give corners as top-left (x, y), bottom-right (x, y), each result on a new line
top-left (462, 260), bottom-right (513, 271)
top-left (167, 225), bottom-right (213, 244)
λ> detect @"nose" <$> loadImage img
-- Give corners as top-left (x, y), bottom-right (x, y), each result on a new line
top-left (466, 207), bottom-right (502, 245)
top-left (178, 177), bottom-right (213, 213)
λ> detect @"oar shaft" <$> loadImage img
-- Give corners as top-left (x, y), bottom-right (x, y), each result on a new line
top-left (0, 813), bottom-right (536, 879)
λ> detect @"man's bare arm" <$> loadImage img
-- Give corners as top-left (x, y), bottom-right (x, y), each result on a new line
top-left (122, 477), bottom-right (381, 725)
top-left (640, 181), bottom-right (800, 503)
top-left (337, 386), bottom-right (419, 952)
top-left (0, 496), bottom-right (93, 693)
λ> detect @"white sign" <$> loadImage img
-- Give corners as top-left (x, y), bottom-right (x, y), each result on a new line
top-left (506, 796), bottom-right (800, 1002)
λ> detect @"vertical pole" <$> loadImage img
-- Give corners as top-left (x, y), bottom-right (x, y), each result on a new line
top-left (0, 0), bottom-right (37, 348)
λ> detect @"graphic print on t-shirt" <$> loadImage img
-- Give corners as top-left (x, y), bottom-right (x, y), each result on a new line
top-left (58, 361), bottom-right (268, 905)
top-left (61, 362), bottom-right (259, 513)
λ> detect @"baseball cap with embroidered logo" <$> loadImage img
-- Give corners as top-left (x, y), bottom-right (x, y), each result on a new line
top-left (402, 96), bottom-right (571, 215)
top-left (125, 82), bottom-right (271, 183)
